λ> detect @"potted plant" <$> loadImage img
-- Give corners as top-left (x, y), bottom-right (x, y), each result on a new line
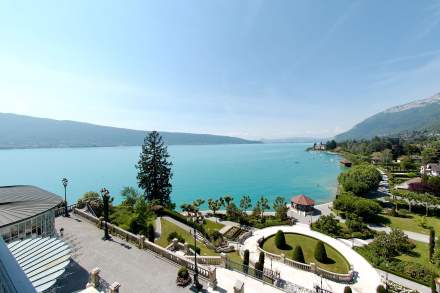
top-left (176, 267), bottom-right (191, 287)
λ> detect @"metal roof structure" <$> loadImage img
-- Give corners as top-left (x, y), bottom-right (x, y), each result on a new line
top-left (7, 237), bottom-right (71, 292)
top-left (0, 185), bottom-right (63, 228)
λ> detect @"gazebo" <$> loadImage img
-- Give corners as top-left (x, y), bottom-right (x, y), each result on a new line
top-left (290, 194), bottom-right (315, 215)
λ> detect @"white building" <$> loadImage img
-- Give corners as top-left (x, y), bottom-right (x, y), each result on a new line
top-left (421, 163), bottom-right (440, 177)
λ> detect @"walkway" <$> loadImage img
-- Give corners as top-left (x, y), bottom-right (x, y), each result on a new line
top-left (241, 224), bottom-right (382, 293)
top-left (368, 225), bottom-right (430, 243)
top-left (376, 269), bottom-right (430, 293)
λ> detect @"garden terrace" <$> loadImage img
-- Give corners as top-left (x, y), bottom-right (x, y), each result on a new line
top-left (260, 233), bottom-right (350, 274)
top-left (223, 226), bottom-right (246, 241)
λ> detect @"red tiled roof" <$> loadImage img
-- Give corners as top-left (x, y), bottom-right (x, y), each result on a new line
top-left (290, 194), bottom-right (315, 206)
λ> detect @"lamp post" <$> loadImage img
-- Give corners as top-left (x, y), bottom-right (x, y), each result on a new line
top-left (101, 188), bottom-right (111, 241)
top-left (192, 213), bottom-right (203, 291)
top-left (62, 178), bottom-right (69, 217)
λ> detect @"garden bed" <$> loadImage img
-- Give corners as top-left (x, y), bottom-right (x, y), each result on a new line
top-left (261, 232), bottom-right (350, 274)
top-left (223, 226), bottom-right (246, 241)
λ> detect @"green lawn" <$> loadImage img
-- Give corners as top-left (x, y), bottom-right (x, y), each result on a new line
top-left (203, 219), bottom-right (224, 234)
top-left (262, 233), bottom-right (350, 274)
top-left (383, 214), bottom-right (440, 235)
top-left (397, 240), bottom-right (440, 275)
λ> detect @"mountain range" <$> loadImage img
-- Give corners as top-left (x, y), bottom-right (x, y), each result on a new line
top-left (0, 113), bottom-right (259, 148)
top-left (335, 93), bottom-right (440, 141)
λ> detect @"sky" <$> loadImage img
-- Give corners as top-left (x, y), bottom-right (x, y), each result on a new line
top-left (0, 1), bottom-right (440, 140)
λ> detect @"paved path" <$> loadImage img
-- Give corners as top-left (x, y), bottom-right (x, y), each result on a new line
top-left (368, 225), bottom-right (429, 243)
top-left (155, 216), bottom-right (162, 238)
top-left (376, 269), bottom-right (430, 293)
top-left (241, 224), bottom-right (382, 293)
top-left (287, 202), bottom-right (334, 224)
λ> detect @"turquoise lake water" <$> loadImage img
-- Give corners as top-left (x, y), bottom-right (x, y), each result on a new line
top-left (0, 143), bottom-right (342, 209)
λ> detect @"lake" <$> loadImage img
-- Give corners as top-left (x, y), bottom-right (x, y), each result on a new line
top-left (0, 143), bottom-right (342, 209)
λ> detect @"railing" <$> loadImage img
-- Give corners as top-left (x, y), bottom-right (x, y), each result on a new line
top-left (184, 255), bottom-right (222, 265)
top-left (238, 230), bottom-right (253, 244)
top-left (257, 245), bottom-right (353, 283)
top-left (54, 204), bottom-right (77, 217)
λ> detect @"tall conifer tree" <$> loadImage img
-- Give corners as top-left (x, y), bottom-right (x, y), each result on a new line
top-left (136, 131), bottom-right (173, 206)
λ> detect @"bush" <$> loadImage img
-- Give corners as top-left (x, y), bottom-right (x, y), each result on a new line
top-left (314, 241), bottom-right (328, 263)
top-left (167, 231), bottom-right (185, 243)
top-left (178, 267), bottom-right (189, 279)
top-left (258, 251), bottom-right (265, 268)
top-left (333, 192), bottom-right (382, 221)
top-left (243, 249), bottom-right (249, 273)
top-left (147, 223), bottom-right (155, 242)
top-left (188, 243), bottom-right (201, 255)
top-left (376, 285), bottom-right (386, 293)
top-left (312, 214), bottom-right (342, 237)
top-left (275, 230), bottom-right (286, 249)
top-left (292, 245), bottom-right (305, 263)
top-left (343, 286), bottom-right (352, 293)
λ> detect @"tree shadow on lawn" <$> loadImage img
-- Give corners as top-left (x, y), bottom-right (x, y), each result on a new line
top-left (404, 250), bottom-right (421, 258)
top-left (319, 257), bottom-right (336, 265)
top-left (277, 244), bottom-right (293, 251)
top-left (368, 215), bottom-right (391, 227)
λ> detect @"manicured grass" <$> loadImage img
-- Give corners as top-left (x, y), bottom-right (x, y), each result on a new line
top-left (396, 240), bottom-right (440, 274)
top-left (203, 219), bottom-right (224, 234)
top-left (383, 214), bottom-right (440, 235)
top-left (156, 219), bottom-right (215, 255)
top-left (262, 233), bottom-right (350, 274)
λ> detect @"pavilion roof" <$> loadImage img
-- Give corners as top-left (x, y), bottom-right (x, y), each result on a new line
top-left (290, 194), bottom-right (315, 206)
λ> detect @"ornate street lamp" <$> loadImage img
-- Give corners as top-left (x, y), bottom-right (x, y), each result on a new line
top-left (191, 212), bottom-right (203, 291)
top-left (62, 178), bottom-right (69, 217)
top-left (100, 188), bottom-right (111, 241)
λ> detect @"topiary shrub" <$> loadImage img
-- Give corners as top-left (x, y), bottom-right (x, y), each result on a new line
top-left (292, 245), bottom-right (305, 263)
top-left (275, 230), bottom-right (286, 249)
top-left (376, 285), bottom-right (386, 293)
top-left (314, 240), bottom-right (328, 263)
top-left (258, 251), bottom-right (265, 268)
top-left (147, 223), bottom-right (155, 242)
top-left (167, 231), bottom-right (185, 243)
top-left (243, 249), bottom-right (250, 273)
top-left (344, 286), bottom-right (352, 293)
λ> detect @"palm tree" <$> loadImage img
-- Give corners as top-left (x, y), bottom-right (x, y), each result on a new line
top-left (121, 186), bottom-right (141, 209)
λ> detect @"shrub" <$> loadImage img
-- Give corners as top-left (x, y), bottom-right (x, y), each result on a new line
top-left (147, 223), bottom-right (155, 242)
top-left (430, 229), bottom-right (435, 260)
top-left (258, 251), bottom-right (265, 268)
top-left (188, 243), bottom-right (201, 255)
top-left (178, 267), bottom-right (189, 279)
top-left (314, 241), bottom-right (328, 263)
top-left (243, 249), bottom-right (250, 273)
top-left (167, 231), bottom-right (185, 243)
top-left (312, 214), bottom-right (342, 237)
top-left (376, 285), bottom-right (386, 293)
top-left (333, 192), bottom-right (382, 221)
top-left (275, 230), bottom-right (286, 249)
top-left (343, 286), bottom-right (352, 293)
top-left (292, 245), bottom-right (305, 263)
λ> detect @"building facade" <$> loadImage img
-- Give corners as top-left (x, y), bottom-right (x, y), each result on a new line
top-left (0, 185), bottom-right (63, 243)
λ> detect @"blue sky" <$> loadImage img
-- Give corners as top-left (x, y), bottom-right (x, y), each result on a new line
top-left (1, 0), bottom-right (440, 139)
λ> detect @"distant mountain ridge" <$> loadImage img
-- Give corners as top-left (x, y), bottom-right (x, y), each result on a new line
top-left (335, 92), bottom-right (440, 141)
top-left (0, 113), bottom-right (259, 148)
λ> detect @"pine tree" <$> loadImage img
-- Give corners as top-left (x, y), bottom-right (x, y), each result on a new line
top-left (136, 131), bottom-right (173, 206)
top-left (292, 245), bottom-right (305, 263)
top-left (314, 241), bottom-right (328, 263)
